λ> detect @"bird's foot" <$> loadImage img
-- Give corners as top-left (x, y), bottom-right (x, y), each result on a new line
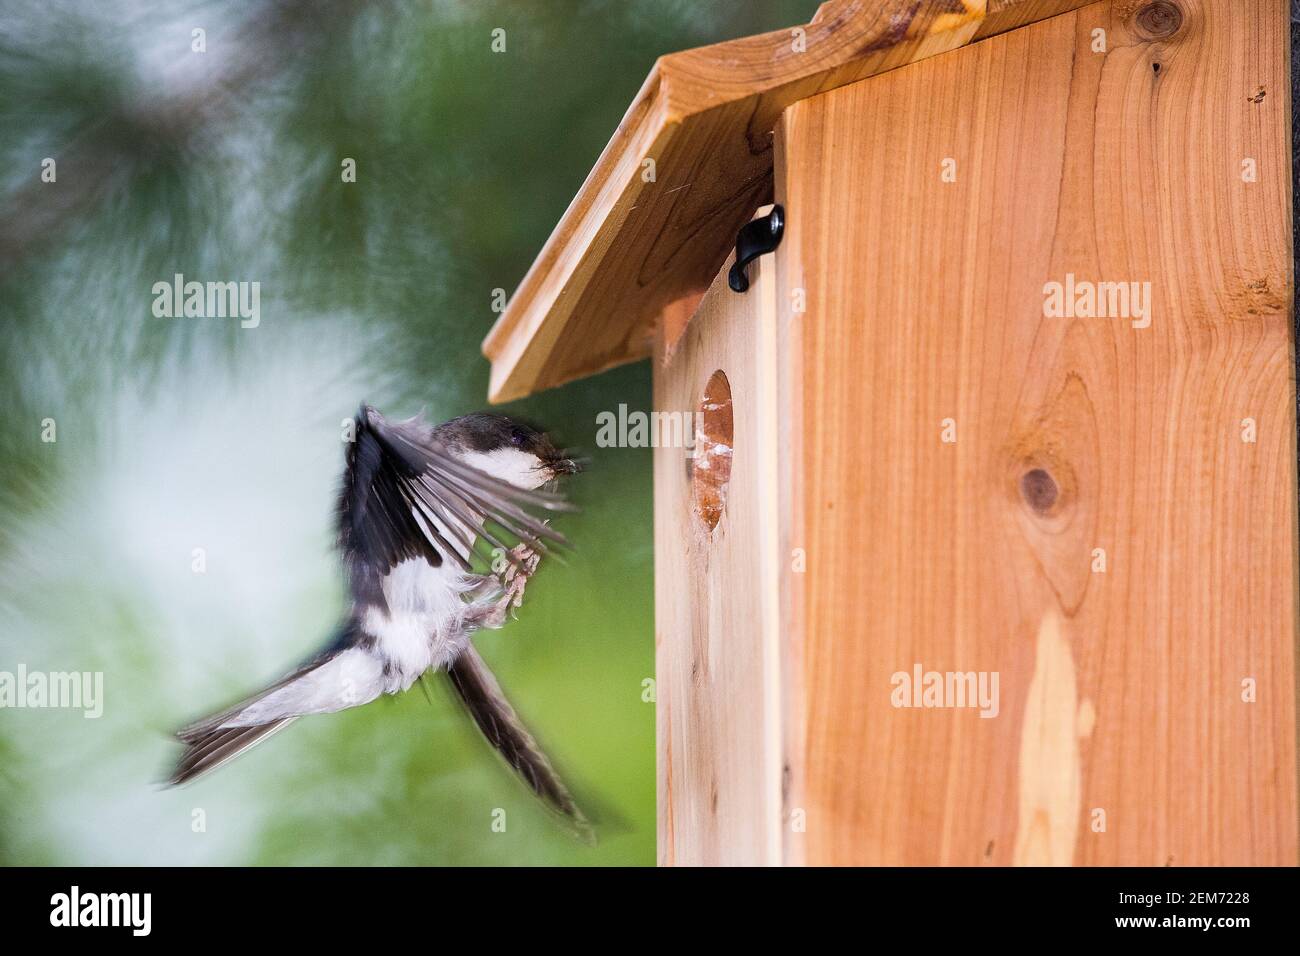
top-left (472, 544), bottom-right (540, 629)
top-left (499, 543), bottom-right (541, 611)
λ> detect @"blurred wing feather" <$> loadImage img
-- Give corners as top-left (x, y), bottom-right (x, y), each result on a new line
top-left (337, 408), bottom-right (571, 602)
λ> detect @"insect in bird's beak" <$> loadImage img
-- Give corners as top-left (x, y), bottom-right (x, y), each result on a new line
top-left (542, 450), bottom-right (584, 478)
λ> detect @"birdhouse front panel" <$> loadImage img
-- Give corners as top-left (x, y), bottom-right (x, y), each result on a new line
top-left (773, 0), bottom-right (1294, 866)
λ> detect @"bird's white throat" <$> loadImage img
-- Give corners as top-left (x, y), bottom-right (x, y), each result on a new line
top-left (457, 446), bottom-right (549, 490)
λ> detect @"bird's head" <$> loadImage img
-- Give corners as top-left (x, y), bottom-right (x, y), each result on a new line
top-left (437, 412), bottom-right (581, 490)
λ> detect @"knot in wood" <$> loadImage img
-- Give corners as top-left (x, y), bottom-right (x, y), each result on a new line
top-left (1134, 1), bottom-right (1183, 40)
top-left (1020, 468), bottom-right (1059, 514)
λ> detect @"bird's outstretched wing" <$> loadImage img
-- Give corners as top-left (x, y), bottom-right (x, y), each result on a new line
top-left (338, 406), bottom-right (572, 605)
top-left (445, 643), bottom-right (593, 842)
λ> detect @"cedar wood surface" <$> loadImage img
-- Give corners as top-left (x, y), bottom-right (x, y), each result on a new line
top-left (655, 220), bottom-right (783, 866)
top-left (775, 0), bottom-right (1297, 865)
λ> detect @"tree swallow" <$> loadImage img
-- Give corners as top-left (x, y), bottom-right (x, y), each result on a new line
top-left (168, 405), bottom-right (587, 833)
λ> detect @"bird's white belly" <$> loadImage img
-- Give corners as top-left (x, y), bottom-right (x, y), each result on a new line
top-left (365, 558), bottom-right (475, 688)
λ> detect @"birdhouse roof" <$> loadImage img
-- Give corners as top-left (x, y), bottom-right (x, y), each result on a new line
top-left (481, 0), bottom-right (1092, 403)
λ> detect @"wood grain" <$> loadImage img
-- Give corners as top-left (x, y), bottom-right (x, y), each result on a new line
top-left (482, 0), bottom-right (1096, 403)
top-left (656, 213), bottom-right (783, 865)
top-left (775, 0), bottom-right (1296, 865)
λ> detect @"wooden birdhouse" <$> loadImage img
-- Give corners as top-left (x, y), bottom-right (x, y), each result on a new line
top-left (483, 0), bottom-right (1297, 866)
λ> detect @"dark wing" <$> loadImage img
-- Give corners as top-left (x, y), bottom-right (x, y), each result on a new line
top-left (338, 406), bottom-right (571, 604)
top-left (445, 644), bottom-right (593, 843)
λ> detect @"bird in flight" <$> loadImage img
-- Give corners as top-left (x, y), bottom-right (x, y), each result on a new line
top-left (168, 404), bottom-right (587, 833)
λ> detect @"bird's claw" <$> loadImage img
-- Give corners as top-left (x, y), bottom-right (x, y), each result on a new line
top-left (493, 544), bottom-right (540, 620)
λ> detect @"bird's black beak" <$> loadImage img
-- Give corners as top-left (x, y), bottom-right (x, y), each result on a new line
top-left (548, 454), bottom-right (583, 476)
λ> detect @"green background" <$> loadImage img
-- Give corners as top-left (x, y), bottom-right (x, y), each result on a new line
top-left (0, 0), bottom-right (814, 865)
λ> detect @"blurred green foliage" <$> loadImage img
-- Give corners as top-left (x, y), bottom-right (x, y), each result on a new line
top-left (0, 0), bottom-right (816, 865)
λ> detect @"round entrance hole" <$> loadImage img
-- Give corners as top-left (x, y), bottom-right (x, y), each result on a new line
top-left (692, 369), bottom-right (734, 532)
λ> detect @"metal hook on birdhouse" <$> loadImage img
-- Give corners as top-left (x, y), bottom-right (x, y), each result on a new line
top-left (728, 205), bottom-right (784, 293)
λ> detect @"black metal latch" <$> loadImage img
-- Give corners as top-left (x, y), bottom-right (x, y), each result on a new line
top-left (728, 205), bottom-right (784, 293)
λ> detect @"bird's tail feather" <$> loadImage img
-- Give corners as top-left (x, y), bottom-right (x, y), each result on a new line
top-left (169, 717), bottom-right (297, 785)
top-left (166, 643), bottom-right (355, 785)
top-left (444, 644), bottom-right (594, 843)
